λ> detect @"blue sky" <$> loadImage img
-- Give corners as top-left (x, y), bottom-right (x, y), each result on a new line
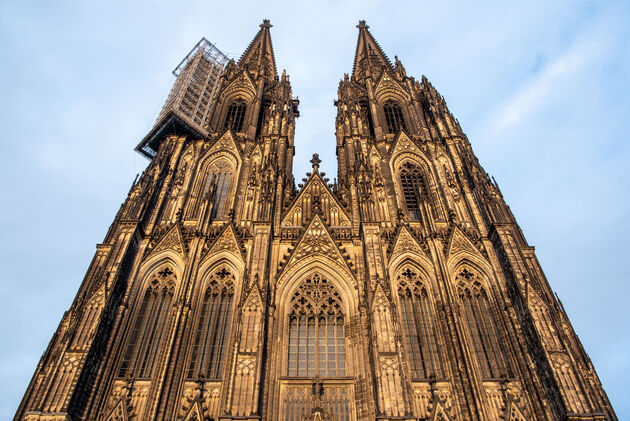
top-left (1, 0), bottom-right (628, 418)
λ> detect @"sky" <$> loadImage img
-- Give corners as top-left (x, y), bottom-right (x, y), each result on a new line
top-left (1, 0), bottom-right (628, 418)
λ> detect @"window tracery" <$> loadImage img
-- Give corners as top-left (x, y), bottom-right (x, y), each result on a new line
top-left (287, 274), bottom-right (346, 377)
top-left (187, 267), bottom-right (235, 380)
top-left (224, 99), bottom-right (247, 132)
top-left (383, 100), bottom-right (406, 134)
top-left (455, 268), bottom-right (511, 379)
top-left (399, 162), bottom-right (428, 222)
top-left (187, 158), bottom-right (234, 220)
top-left (397, 268), bottom-right (442, 379)
top-left (119, 265), bottom-right (177, 378)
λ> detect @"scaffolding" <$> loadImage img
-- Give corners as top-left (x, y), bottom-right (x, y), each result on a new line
top-left (137, 38), bottom-right (230, 158)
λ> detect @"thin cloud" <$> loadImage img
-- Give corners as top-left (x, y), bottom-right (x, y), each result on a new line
top-left (488, 42), bottom-right (588, 137)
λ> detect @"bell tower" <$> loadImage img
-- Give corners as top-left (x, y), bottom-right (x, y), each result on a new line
top-left (333, 20), bottom-right (617, 421)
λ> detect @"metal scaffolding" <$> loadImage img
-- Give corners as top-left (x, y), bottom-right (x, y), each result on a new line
top-left (158, 37), bottom-right (230, 130)
top-left (138, 38), bottom-right (229, 158)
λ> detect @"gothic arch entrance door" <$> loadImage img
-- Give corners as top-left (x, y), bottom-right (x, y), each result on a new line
top-left (277, 272), bottom-right (357, 421)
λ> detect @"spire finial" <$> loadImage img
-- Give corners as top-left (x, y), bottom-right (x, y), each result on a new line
top-left (310, 153), bottom-right (321, 171)
top-left (260, 19), bottom-right (272, 28)
top-left (357, 20), bottom-right (369, 29)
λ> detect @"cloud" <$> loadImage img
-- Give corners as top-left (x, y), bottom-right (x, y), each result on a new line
top-left (488, 42), bottom-right (588, 137)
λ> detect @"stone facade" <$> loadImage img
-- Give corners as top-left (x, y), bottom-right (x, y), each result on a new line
top-left (15, 20), bottom-right (616, 421)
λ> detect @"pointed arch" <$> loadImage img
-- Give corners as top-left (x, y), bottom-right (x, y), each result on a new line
top-left (186, 264), bottom-right (236, 380)
top-left (393, 263), bottom-right (443, 380)
top-left (186, 152), bottom-right (238, 220)
top-left (453, 265), bottom-right (511, 380)
top-left (118, 261), bottom-right (179, 378)
top-left (383, 99), bottom-right (407, 134)
top-left (223, 98), bottom-right (247, 132)
top-left (285, 272), bottom-right (347, 378)
top-left (390, 148), bottom-right (446, 223)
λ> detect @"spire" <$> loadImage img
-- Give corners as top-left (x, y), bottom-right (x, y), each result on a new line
top-left (352, 20), bottom-right (394, 81)
top-left (238, 19), bottom-right (278, 79)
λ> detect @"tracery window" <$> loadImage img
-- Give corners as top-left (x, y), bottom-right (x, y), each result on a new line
top-left (397, 268), bottom-right (442, 379)
top-left (383, 100), bottom-right (406, 134)
top-left (224, 99), bottom-right (247, 132)
top-left (205, 169), bottom-right (232, 219)
top-left (456, 268), bottom-right (511, 379)
top-left (287, 274), bottom-right (346, 377)
top-left (187, 267), bottom-right (235, 379)
top-left (119, 266), bottom-right (176, 378)
top-left (399, 162), bottom-right (427, 222)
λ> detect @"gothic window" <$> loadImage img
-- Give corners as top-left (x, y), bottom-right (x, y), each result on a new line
top-left (397, 268), bottom-right (442, 379)
top-left (456, 268), bottom-right (511, 379)
top-left (383, 100), bottom-right (406, 134)
top-left (287, 274), bottom-right (346, 377)
top-left (119, 266), bottom-right (176, 378)
top-left (224, 99), bottom-right (247, 132)
top-left (359, 100), bottom-right (375, 137)
top-left (399, 162), bottom-right (427, 222)
top-left (187, 267), bottom-right (235, 379)
top-left (205, 170), bottom-right (232, 219)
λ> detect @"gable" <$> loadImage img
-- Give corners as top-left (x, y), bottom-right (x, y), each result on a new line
top-left (390, 226), bottom-right (429, 261)
top-left (205, 130), bottom-right (241, 163)
top-left (374, 71), bottom-right (410, 103)
top-left (146, 225), bottom-right (186, 260)
top-left (220, 70), bottom-right (256, 102)
top-left (281, 173), bottom-right (351, 228)
top-left (389, 132), bottom-right (424, 164)
top-left (282, 215), bottom-right (351, 273)
top-left (446, 226), bottom-right (484, 262)
top-left (202, 224), bottom-right (245, 263)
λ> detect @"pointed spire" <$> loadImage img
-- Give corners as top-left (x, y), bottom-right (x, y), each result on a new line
top-left (352, 20), bottom-right (394, 81)
top-left (238, 19), bottom-right (278, 79)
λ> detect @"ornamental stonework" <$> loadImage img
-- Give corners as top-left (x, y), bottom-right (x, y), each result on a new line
top-left (15, 20), bottom-right (616, 421)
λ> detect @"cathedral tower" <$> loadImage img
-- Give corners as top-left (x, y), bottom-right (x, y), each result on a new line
top-left (16, 20), bottom-right (616, 421)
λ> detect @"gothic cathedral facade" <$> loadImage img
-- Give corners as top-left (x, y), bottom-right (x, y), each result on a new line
top-left (16, 21), bottom-right (616, 421)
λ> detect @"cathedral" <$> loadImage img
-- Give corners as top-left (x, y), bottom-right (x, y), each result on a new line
top-left (15, 20), bottom-right (617, 421)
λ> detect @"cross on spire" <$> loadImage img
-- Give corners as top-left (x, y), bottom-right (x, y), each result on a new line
top-left (357, 20), bottom-right (369, 29)
top-left (260, 19), bottom-right (272, 28)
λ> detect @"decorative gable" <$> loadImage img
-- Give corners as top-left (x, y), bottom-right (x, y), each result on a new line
top-left (506, 400), bottom-right (528, 421)
top-left (390, 131), bottom-right (422, 161)
top-left (446, 226), bottom-right (484, 261)
top-left (147, 225), bottom-right (185, 259)
top-left (389, 226), bottom-right (429, 264)
top-left (182, 400), bottom-right (204, 421)
top-left (374, 71), bottom-right (410, 103)
top-left (282, 215), bottom-right (352, 276)
top-left (431, 402), bottom-right (452, 421)
top-left (208, 130), bottom-right (241, 160)
top-left (104, 398), bottom-right (130, 421)
top-left (281, 173), bottom-right (351, 228)
top-left (203, 224), bottom-right (245, 263)
top-left (220, 70), bottom-right (257, 102)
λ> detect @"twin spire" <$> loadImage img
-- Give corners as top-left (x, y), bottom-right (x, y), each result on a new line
top-left (238, 19), bottom-right (392, 81)
top-left (238, 19), bottom-right (278, 79)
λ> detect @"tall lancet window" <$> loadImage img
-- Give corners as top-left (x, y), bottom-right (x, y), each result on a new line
top-left (118, 266), bottom-right (176, 378)
top-left (456, 268), bottom-right (511, 379)
top-left (287, 274), bottom-right (346, 377)
top-left (187, 267), bottom-right (235, 379)
top-left (397, 268), bottom-right (442, 379)
top-left (205, 170), bottom-right (232, 219)
top-left (383, 100), bottom-right (406, 134)
top-left (224, 99), bottom-right (247, 132)
top-left (399, 162), bottom-right (427, 222)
